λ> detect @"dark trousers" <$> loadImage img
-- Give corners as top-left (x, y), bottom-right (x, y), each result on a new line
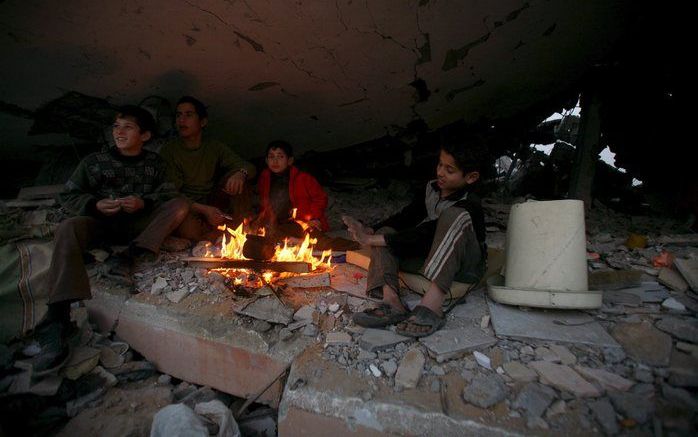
top-left (367, 206), bottom-right (481, 295)
top-left (47, 198), bottom-right (189, 303)
top-left (175, 187), bottom-right (253, 242)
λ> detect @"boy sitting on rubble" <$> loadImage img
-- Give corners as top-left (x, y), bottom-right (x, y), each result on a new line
top-left (32, 105), bottom-right (189, 372)
top-left (160, 96), bottom-right (256, 241)
top-left (343, 134), bottom-right (487, 337)
top-left (255, 140), bottom-right (329, 236)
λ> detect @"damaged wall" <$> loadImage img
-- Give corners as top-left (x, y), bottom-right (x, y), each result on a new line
top-left (1, 0), bottom-right (633, 158)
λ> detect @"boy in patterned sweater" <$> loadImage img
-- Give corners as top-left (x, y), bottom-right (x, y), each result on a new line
top-left (33, 105), bottom-right (190, 372)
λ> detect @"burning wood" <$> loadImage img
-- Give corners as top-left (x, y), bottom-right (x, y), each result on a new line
top-left (183, 257), bottom-right (311, 273)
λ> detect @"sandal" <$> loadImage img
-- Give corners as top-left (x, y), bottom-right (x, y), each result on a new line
top-left (353, 303), bottom-right (409, 328)
top-left (395, 305), bottom-right (445, 338)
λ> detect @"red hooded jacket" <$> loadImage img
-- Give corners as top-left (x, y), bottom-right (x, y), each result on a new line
top-left (257, 166), bottom-right (329, 231)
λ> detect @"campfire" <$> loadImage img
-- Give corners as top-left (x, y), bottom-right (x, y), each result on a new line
top-left (184, 212), bottom-right (333, 292)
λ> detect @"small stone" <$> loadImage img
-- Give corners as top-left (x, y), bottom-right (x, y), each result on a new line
top-left (503, 361), bottom-right (538, 383)
top-left (662, 384), bottom-right (698, 411)
top-left (575, 366), bottom-right (634, 392)
top-left (603, 347), bottom-right (626, 364)
top-left (480, 315), bottom-right (490, 329)
top-left (462, 375), bottom-right (507, 408)
top-left (328, 303), bottom-right (340, 312)
top-left (151, 404), bottom-right (208, 437)
top-left (369, 364), bottom-right (382, 377)
top-left (293, 305), bottom-right (315, 321)
top-left (431, 365), bottom-right (445, 376)
top-left (22, 342), bottom-right (41, 357)
top-left (99, 346), bottom-right (125, 369)
top-left (634, 367), bottom-right (653, 383)
top-left (661, 298), bottom-right (686, 312)
top-left (609, 391), bottom-right (655, 424)
top-left (302, 324), bottom-right (318, 337)
top-left (395, 349), bottom-right (425, 389)
top-left (520, 345), bottom-right (535, 355)
top-left (529, 361), bottom-right (601, 398)
top-left (589, 397), bottom-right (619, 435)
top-left (166, 288), bottom-right (189, 303)
top-left (526, 417), bottom-right (549, 430)
top-left (430, 379), bottom-right (441, 392)
top-left (473, 351), bottom-right (491, 370)
top-left (326, 332), bottom-right (352, 346)
top-left (158, 374), bottom-right (172, 385)
top-left (535, 347), bottom-right (560, 363)
top-left (549, 344), bottom-right (577, 365)
top-left (250, 319), bottom-right (272, 333)
top-left (279, 328), bottom-right (294, 341)
top-left (460, 369), bottom-right (475, 381)
top-left (151, 276), bottom-right (169, 295)
top-left (357, 350), bottom-right (377, 361)
top-left (545, 400), bottom-right (566, 419)
top-left (513, 382), bottom-right (556, 419)
top-left (381, 359), bottom-right (398, 377)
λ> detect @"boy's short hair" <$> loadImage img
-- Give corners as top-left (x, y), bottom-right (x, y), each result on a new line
top-left (176, 96), bottom-right (208, 119)
top-left (266, 140), bottom-right (294, 157)
top-left (116, 105), bottom-right (156, 135)
top-left (440, 132), bottom-right (487, 174)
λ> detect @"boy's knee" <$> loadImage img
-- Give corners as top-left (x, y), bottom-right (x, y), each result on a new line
top-left (163, 197), bottom-right (190, 221)
top-left (56, 216), bottom-right (91, 237)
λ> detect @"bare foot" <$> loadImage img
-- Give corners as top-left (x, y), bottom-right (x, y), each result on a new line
top-left (342, 215), bottom-right (374, 245)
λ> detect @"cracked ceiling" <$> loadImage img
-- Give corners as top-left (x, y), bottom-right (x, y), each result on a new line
top-left (1, 0), bottom-right (633, 157)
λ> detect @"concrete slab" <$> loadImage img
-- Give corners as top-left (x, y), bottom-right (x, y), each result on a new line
top-left (359, 329), bottom-right (411, 352)
top-left (487, 300), bottom-right (620, 348)
top-left (279, 345), bottom-right (534, 437)
top-left (674, 258), bottom-right (698, 291)
top-left (87, 282), bottom-right (313, 407)
top-left (419, 326), bottom-right (497, 363)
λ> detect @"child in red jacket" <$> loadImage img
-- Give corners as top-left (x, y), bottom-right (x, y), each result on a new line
top-left (255, 141), bottom-right (329, 238)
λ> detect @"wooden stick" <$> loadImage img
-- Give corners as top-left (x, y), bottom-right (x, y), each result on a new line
top-left (183, 257), bottom-right (310, 273)
top-left (234, 362), bottom-right (292, 420)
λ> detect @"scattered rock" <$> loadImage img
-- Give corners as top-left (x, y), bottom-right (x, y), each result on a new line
top-left (151, 404), bottom-right (208, 437)
top-left (462, 375), bottom-right (507, 408)
top-left (602, 347), bottom-right (626, 364)
top-left (234, 297), bottom-right (294, 325)
top-left (611, 321), bottom-right (672, 367)
top-left (545, 400), bottom-right (566, 419)
top-left (526, 417), bottom-right (549, 430)
top-left (325, 332), bottom-right (352, 346)
top-left (151, 276), bottom-right (169, 295)
top-left (667, 350), bottom-right (698, 387)
top-left (194, 399), bottom-right (241, 437)
top-left (589, 397), bottom-right (619, 435)
top-left (502, 361), bottom-right (537, 383)
top-left (513, 382), bottom-right (556, 419)
top-left (302, 324), bottom-right (318, 337)
top-left (549, 344), bottom-right (577, 365)
top-left (369, 364), bottom-right (382, 377)
top-left (661, 297), bottom-right (687, 312)
top-left (99, 346), bottom-right (125, 369)
top-left (166, 288), bottom-right (189, 303)
top-left (529, 361), bottom-right (601, 397)
top-left (473, 351), bottom-right (492, 370)
top-left (420, 327), bottom-right (496, 363)
top-left (609, 391), bottom-right (655, 424)
top-left (575, 366), bottom-right (634, 392)
top-left (520, 345), bottom-right (534, 355)
top-left (359, 328), bottom-right (410, 352)
top-left (158, 374), bottom-right (172, 385)
top-left (63, 346), bottom-right (101, 380)
top-left (395, 348), bottom-right (425, 389)
top-left (381, 359), bottom-right (398, 377)
top-left (293, 305), bottom-right (315, 321)
top-left (662, 384), bottom-right (698, 411)
top-left (657, 267), bottom-right (688, 292)
top-left (655, 317), bottom-right (698, 343)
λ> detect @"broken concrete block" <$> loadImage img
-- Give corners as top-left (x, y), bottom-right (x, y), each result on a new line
top-left (473, 351), bottom-right (491, 370)
top-left (657, 268), bottom-right (689, 292)
top-left (611, 321), bottom-right (672, 367)
top-left (325, 332), bottom-right (352, 346)
top-left (151, 276), bottom-right (169, 295)
top-left (283, 272), bottom-right (330, 288)
top-left (62, 346), bottom-right (101, 380)
top-left (234, 297), bottom-right (293, 325)
top-left (667, 350), bottom-right (698, 387)
top-left (419, 326), bottom-right (496, 363)
top-left (513, 382), bottom-right (556, 418)
top-left (609, 392), bottom-right (655, 424)
top-left (166, 288), bottom-right (189, 304)
top-left (574, 366), bottom-right (634, 392)
top-left (359, 328), bottom-right (410, 352)
top-left (395, 348), bottom-right (425, 389)
top-left (151, 404), bottom-right (209, 437)
top-left (661, 297), bottom-right (687, 312)
top-left (293, 305), bottom-right (315, 321)
top-left (194, 399), bottom-right (241, 437)
top-left (529, 361), bottom-right (601, 397)
top-left (674, 258), bottom-right (698, 291)
top-left (502, 361), bottom-right (538, 383)
top-left (346, 248), bottom-right (370, 270)
top-left (549, 344), bottom-right (577, 365)
top-left (462, 375), bottom-right (507, 409)
top-left (589, 398), bottom-right (619, 436)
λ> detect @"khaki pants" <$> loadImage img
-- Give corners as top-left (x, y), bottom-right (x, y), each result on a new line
top-left (47, 198), bottom-right (189, 303)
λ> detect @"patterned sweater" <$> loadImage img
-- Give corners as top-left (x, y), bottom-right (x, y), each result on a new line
top-left (61, 148), bottom-right (175, 216)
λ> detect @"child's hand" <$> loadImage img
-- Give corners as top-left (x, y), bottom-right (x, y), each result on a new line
top-left (223, 171), bottom-right (246, 195)
top-left (96, 198), bottom-right (121, 216)
top-left (117, 196), bottom-right (144, 213)
top-left (342, 215), bottom-right (375, 244)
